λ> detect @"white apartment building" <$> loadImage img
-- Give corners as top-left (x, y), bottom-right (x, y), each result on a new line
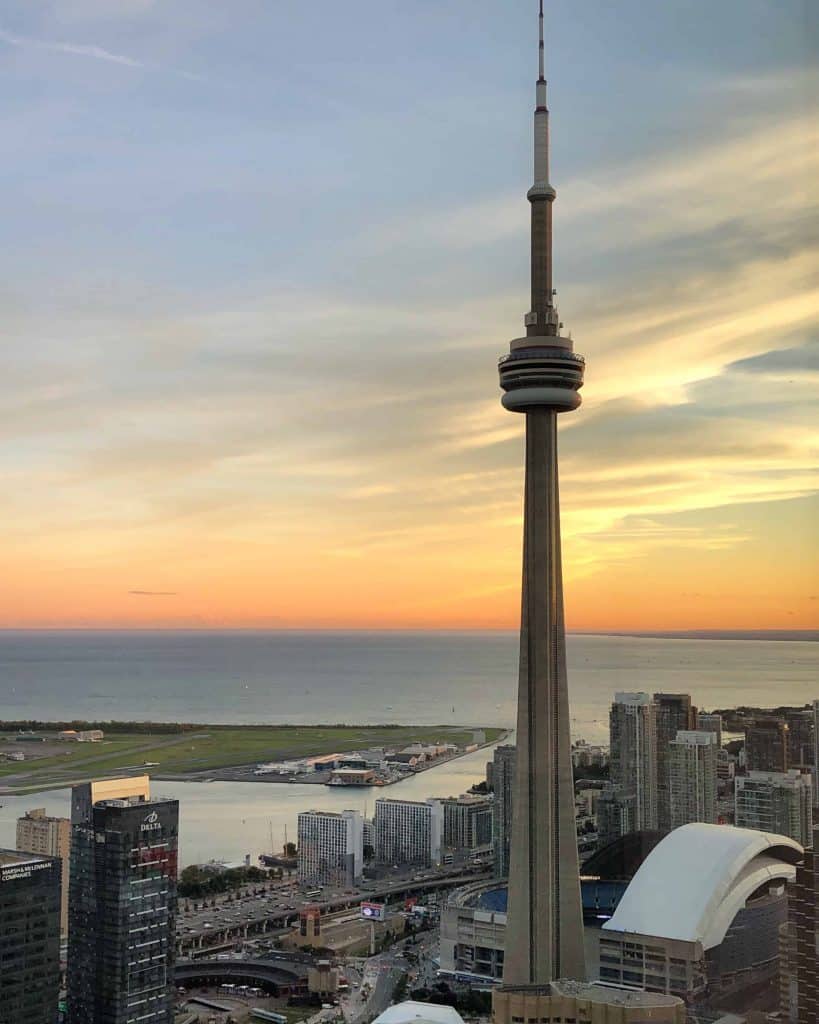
top-left (668, 731), bottom-right (718, 828)
top-left (374, 798), bottom-right (442, 867)
top-left (297, 809), bottom-right (363, 887)
top-left (735, 770), bottom-right (813, 846)
top-left (609, 692), bottom-right (658, 832)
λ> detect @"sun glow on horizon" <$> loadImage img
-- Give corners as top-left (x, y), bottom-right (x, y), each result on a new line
top-left (0, 7), bottom-right (816, 631)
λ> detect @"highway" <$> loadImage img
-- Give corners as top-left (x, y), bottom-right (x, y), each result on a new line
top-left (177, 866), bottom-right (491, 955)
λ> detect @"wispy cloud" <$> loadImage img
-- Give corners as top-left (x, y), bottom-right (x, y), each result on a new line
top-left (0, 12), bottom-right (814, 628)
top-left (0, 27), bottom-right (144, 68)
top-left (0, 26), bottom-right (204, 80)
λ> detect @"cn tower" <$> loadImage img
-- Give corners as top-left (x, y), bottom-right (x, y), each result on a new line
top-left (498, 1), bottom-right (586, 985)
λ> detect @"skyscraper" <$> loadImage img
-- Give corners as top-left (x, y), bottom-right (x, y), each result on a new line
top-left (668, 730), bottom-right (717, 828)
top-left (609, 692), bottom-right (659, 832)
top-left (67, 778), bottom-right (178, 1024)
top-left (441, 794), bottom-right (493, 854)
top-left (497, 1), bottom-right (586, 987)
top-left (70, 773), bottom-right (151, 824)
top-left (16, 807), bottom-right (71, 937)
top-left (492, 745), bottom-right (516, 877)
top-left (813, 699), bottom-right (819, 802)
top-left (297, 809), bottom-right (363, 887)
top-left (785, 708), bottom-right (814, 770)
top-left (746, 718), bottom-right (790, 772)
top-left (374, 798), bottom-right (442, 867)
top-left (696, 711), bottom-right (723, 749)
top-left (654, 693), bottom-right (695, 831)
top-left (735, 770), bottom-right (813, 845)
top-left (0, 850), bottom-right (61, 1024)
top-left (788, 824), bottom-right (818, 1023)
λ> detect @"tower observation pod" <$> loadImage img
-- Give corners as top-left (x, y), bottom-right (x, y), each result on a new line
top-left (495, 0), bottom-right (587, 996)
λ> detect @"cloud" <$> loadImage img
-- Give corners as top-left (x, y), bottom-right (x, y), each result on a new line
top-left (0, 43), bottom-right (815, 626)
top-left (129, 590), bottom-right (177, 596)
top-left (0, 25), bottom-right (203, 79)
top-left (729, 344), bottom-right (819, 375)
top-left (368, 107), bottom-right (818, 264)
top-left (0, 26), bottom-right (144, 68)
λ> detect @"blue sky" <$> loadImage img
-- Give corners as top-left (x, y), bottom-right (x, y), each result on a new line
top-left (0, 1), bottom-right (816, 628)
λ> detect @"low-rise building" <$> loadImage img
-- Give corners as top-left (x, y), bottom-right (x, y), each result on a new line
top-left (59, 729), bottom-right (104, 742)
top-left (307, 960), bottom-right (339, 996)
top-left (439, 877), bottom-right (629, 983)
top-left (439, 881), bottom-right (508, 981)
top-left (493, 981), bottom-right (685, 1023)
top-left (328, 767), bottom-right (375, 786)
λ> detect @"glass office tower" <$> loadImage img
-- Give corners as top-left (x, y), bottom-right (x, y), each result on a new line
top-left (67, 794), bottom-right (179, 1023)
top-left (0, 850), bottom-right (61, 1024)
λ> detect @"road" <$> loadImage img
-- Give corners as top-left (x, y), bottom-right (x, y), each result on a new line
top-left (177, 867), bottom-right (490, 954)
top-left (344, 957), bottom-right (406, 1024)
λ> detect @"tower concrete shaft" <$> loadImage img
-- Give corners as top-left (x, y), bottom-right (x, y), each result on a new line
top-left (497, 1), bottom-right (586, 986)
top-left (503, 410), bottom-right (586, 983)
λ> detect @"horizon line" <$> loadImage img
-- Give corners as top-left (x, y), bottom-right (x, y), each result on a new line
top-left (0, 626), bottom-right (816, 640)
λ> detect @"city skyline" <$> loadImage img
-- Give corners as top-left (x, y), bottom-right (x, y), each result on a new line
top-left (1, 1), bottom-right (817, 631)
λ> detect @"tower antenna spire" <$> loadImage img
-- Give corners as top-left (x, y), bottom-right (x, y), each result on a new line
top-left (539, 0), bottom-right (545, 81)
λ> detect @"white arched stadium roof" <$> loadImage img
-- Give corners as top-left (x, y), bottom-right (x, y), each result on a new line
top-left (373, 1004), bottom-right (465, 1024)
top-left (602, 823), bottom-right (802, 950)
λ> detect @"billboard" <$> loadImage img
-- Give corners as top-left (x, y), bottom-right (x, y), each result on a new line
top-left (360, 901), bottom-right (386, 922)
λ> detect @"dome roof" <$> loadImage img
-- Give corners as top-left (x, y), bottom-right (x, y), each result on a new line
top-left (372, 1003), bottom-right (464, 1024)
top-left (602, 823), bottom-right (802, 949)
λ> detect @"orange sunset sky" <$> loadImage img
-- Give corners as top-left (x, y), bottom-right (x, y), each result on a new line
top-left (1, 2), bottom-right (817, 631)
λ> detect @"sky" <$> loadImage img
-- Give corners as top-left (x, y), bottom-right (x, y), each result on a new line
top-left (0, 0), bottom-right (817, 631)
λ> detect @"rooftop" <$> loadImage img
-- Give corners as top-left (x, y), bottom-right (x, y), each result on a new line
top-left (553, 980), bottom-right (683, 1007)
top-left (0, 848), bottom-right (51, 867)
top-left (614, 691), bottom-right (653, 706)
top-left (96, 794), bottom-right (175, 810)
top-left (372, 1002), bottom-right (464, 1024)
top-left (603, 823), bottom-right (802, 949)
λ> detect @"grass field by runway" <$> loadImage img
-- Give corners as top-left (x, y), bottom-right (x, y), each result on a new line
top-left (0, 723), bottom-right (504, 791)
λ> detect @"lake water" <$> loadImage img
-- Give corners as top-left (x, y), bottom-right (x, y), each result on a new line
top-left (1, 629), bottom-right (815, 864)
top-left (0, 743), bottom-right (500, 864)
top-left (2, 630), bottom-right (816, 739)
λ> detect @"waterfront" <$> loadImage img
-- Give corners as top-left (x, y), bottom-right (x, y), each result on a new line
top-left (0, 741), bottom-right (500, 864)
top-left (2, 630), bottom-right (816, 741)
top-left (3, 629), bottom-right (815, 863)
